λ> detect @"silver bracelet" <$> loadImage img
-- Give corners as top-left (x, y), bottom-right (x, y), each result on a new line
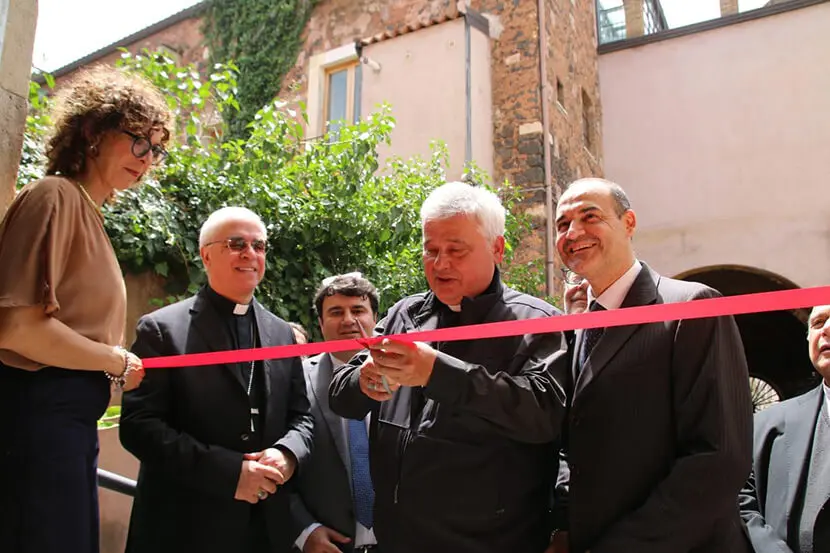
top-left (104, 346), bottom-right (131, 389)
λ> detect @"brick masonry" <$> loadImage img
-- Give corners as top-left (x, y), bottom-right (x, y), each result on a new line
top-left (720, 0), bottom-right (739, 16)
top-left (54, 1), bottom-right (603, 195)
top-left (279, 1), bottom-right (461, 105)
top-left (54, 0), bottom-right (604, 297)
top-left (279, 0), bottom-right (604, 294)
top-left (471, 0), bottom-right (603, 293)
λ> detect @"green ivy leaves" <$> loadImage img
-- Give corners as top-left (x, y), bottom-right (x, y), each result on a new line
top-left (203, 0), bottom-right (318, 139)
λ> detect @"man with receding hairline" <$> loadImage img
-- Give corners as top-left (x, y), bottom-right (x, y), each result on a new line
top-left (740, 304), bottom-right (830, 553)
top-left (549, 178), bottom-right (752, 553)
top-left (120, 206), bottom-right (313, 553)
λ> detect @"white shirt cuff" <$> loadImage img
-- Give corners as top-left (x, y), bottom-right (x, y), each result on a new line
top-left (294, 522), bottom-right (323, 551)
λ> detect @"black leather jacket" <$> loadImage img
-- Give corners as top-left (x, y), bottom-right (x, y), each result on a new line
top-left (329, 274), bottom-right (569, 553)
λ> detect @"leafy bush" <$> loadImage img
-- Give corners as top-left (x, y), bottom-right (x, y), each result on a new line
top-left (19, 51), bottom-right (550, 337)
top-left (17, 74), bottom-right (54, 188)
top-left (98, 405), bottom-right (122, 429)
top-left (203, 0), bottom-right (319, 139)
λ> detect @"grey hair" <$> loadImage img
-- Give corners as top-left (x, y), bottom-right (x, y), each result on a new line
top-left (199, 207), bottom-right (267, 247)
top-left (420, 181), bottom-right (506, 241)
top-left (565, 178), bottom-right (631, 217)
top-left (608, 183), bottom-right (631, 217)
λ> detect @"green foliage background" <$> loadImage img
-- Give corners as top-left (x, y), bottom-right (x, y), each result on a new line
top-left (202, 0), bottom-right (318, 139)
top-left (16, 75), bottom-right (54, 189)
top-left (20, 51), bottom-right (550, 337)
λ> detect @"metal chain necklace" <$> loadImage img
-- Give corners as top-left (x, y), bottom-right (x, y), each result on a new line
top-left (246, 319), bottom-right (259, 432)
top-left (74, 180), bottom-right (104, 222)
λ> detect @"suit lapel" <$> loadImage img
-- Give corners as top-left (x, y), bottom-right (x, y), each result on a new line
top-left (190, 292), bottom-right (247, 390)
top-left (783, 386), bottom-right (823, 521)
top-left (571, 330), bottom-right (583, 388)
top-left (310, 354), bottom-right (350, 473)
top-left (574, 265), bottom-right (658, 399)
top-left (252, 301), bottom-right (273, 400)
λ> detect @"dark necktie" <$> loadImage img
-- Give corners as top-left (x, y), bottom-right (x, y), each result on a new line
top-left (577, 301), bottom-right (606, 374)
top-left (348, 418), bottom-right (374, 529)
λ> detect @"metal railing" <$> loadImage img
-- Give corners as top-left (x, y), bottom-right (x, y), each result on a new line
top-left (596, 0), bottom-right (670, 45)
top-left (97, 468), bottom-right (136, 497)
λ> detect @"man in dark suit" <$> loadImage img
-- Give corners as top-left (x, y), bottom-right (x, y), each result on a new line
top-left (290, 272), bottom-right (380, 553)
top-left (329, 182), bottom-right (569, 553)
top-left (549, 178), bottom-right (753, 553)
top-left (740, 304), bottom-right (830, 553)
top-left (120, 207), bottom-right (314, 553)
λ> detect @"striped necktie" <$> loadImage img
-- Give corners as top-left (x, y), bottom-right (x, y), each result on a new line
top-left (577, 301), bottom-right (606, 374)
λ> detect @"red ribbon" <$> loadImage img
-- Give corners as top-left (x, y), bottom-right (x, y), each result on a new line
top-left (141, 285), bottom-right (830, 369)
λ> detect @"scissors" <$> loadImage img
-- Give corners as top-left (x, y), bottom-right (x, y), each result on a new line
top-left (357, 322), bottom-right (393, 395)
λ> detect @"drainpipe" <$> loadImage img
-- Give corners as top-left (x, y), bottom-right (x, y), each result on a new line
top-left (354, 41), bottom-right (364, 122)
top-left (464, 14), bottom-right (472, 166)
top-left (537, 0), bottom-right (555, 296)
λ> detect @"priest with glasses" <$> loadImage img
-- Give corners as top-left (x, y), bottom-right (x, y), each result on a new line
top-left (120, 206), bottom-right (313, 553)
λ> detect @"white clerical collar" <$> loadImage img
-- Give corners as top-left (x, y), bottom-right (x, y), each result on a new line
top-left (448, 304), bottom-right (461, 312)
top-left (233, 303), bottom-right (250, 315)
top-left (587, 260), bottom-right (642, 310)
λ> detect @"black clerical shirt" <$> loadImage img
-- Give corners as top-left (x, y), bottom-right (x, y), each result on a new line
top-left (203, 285), bottom-right (266, 444)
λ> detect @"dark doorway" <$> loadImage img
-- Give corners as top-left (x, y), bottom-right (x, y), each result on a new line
top-left (677, 265), bottom-right (819, 411)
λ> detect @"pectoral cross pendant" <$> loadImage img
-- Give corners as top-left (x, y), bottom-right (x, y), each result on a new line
top-left (250, 408), bottom-right (259, 432)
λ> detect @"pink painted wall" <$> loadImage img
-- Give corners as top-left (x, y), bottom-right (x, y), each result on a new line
top-left (599, 2), bottom-right (830, 287)
top-left (361, 18), bottom-right (494, 181)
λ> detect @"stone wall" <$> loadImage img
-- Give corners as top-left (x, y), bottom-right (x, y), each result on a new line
top-left (54, 15), bottom-right (207, 89)
top-left (0, 0), bottom-right (37, 218)
top-left (278, 0), bottom-right (603, 290)
top-left (475, 0), bottom-right (602, 194)
top-left (278, 0), bottom-right (457, 105)
top-left (48, 0), bottom-right (605, 293)
top-left (472, 0), bottom-right (603, 292)
top-left (281, 0), bottom-right (602, 191)
top-left (53, 0), bottom-right (604, 203)
top-left (544, 0), bottom-right (603, 185)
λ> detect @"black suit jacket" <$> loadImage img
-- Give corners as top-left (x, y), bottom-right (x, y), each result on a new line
top-left (289, 353), bottom-right (357, 552)
top-left (120, 290), bottom-right (313, 553)
top-left (564, 263), bottom-right (753, 553)
top-left (740, 385), bottom-right (830, 553)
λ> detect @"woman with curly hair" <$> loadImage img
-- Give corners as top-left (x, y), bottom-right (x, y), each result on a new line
top-left (0, 65), bottom-right (174, 553)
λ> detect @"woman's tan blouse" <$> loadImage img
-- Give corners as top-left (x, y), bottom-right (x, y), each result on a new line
top-left (0, 176), bottom-right (126, 370)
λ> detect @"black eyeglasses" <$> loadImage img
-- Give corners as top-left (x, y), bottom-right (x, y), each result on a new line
top-left (561, 267), bottom-right (584, 286)
top-left (205, 237), bottom-right (268, 254)
top-left (122, 130), bottom-right (168, 165)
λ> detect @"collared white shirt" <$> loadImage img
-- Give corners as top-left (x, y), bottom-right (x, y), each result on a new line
top-left (587, 260), bottom-right (643, 310)
top-left (823, 381), bottom-right (830, 422)
top-left (295, 354), bottom-right (377, 550)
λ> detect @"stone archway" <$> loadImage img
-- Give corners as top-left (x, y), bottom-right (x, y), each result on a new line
top-left (676, 264), bottom-right (819, 411)
top-left (0, 0), bottom-right (38, 218)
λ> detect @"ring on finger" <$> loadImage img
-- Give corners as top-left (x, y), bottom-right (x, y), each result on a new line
top-left (257, 489), bottom-right (267, 500)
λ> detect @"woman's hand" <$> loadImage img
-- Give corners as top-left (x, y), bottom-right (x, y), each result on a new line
top-left (110, 347), bottom-right (145, 391)
top-left (121, 351), bottom-right (145, 391)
